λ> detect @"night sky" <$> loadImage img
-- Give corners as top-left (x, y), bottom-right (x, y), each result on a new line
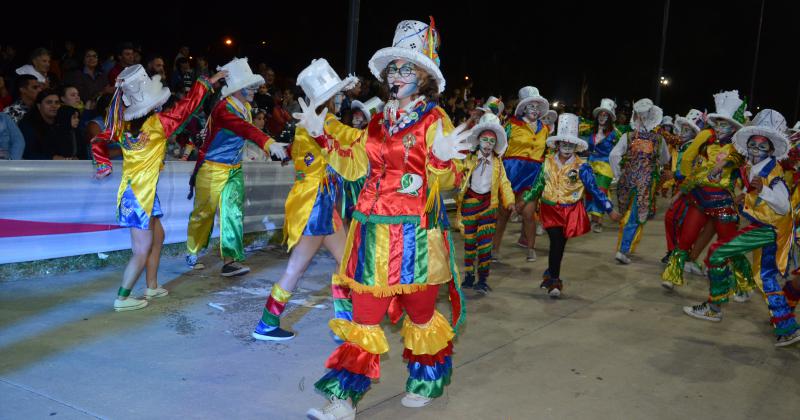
top-left (4, 0), bottom-right (799, 121)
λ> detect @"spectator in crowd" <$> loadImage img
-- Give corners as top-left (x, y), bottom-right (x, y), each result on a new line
top-left (0, 75), bottom-right (12, 110)
top-left (253, 82), bottom-right (274, 114)
top-left (20, 89), bottom-right (62, 160)
top-left (0, 111), bottom-right (25, 159)
top-left (243, 108), bottom-right (271, 162)
top-left (107, 42), bottom-right (136, 85)
top-left (59, 85), bottom-right (83, 111)
top-left (54, 105), bottom-right (86, 159)
top-left (146, 55), bottom-right (166, 79)
top-left (100, 52), bottom-right (116, 74)
top-left (0, 45), bottom-right (17, 76)
top-left (132, 46), bottom-right (143, 65)
top-left (64, 49), bottom-right (108, 104)
top-left (173, 46), bottom-right (190, 70)
top-left (195, 56), bottom-right (210, 78)
top-left (3, 74), bottom-right (42, 123)
top-left (282, 86), bottom-right (301, 118)
top-left (267, 90), bottom-right (292, 139)
top-left (171, 57), bottom-right (195, 95)
top-left (338, 77), bottom-right (362, 121)
top-left (83, 93), bottom-right (123, 160)
top-left (16, 48), bottom-right (56, 87)
top-left (61, 41), bottom-right (80, 74)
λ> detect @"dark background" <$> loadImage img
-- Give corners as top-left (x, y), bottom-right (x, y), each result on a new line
top-left (3, 0), bottom-right (798, 120)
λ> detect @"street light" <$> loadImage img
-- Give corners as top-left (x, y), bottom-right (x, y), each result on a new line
top-left (224, 38), bottom-right (233, 46)
top-left (464, 75), bottom-right (470, 81)
top-left (552, 101), bottom-right (560, 108)
top-left (659, 76), bottom-right (670, 87)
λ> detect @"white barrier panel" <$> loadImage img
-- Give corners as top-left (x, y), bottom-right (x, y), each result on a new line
top-left (0, 161), bottom-right (294, 264)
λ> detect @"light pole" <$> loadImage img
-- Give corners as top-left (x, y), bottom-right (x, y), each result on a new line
top-left (654, 0), bottom-right (671, 106)
top-left (750, 0), bottom-right (766, 107)
top-left (345, 0), bottom-right (361, 75)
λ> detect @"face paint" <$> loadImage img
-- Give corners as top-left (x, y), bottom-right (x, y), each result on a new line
top-left (597, 111), bottom-right (609, 126)
top-left (746, 135), bottom-right (772, 164)
top-left (240, 86), bottom-right (257, 102)
top-left (558, 141), bottom-right (576, 158)
top-left (679, 124), bottom-right (696, 142)
top-left (351, 110), bottom-right (366, 128)
top-left (478, 131), bottom-right (497, 156)
top-left (713, 119), bottom-right (735, 139)
top-left (386, 60), bottom-right (418, 99)
top-left (524, 103), bottom-right (542, 121)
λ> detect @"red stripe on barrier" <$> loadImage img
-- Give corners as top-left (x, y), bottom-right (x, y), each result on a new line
top-left (0, 219), bottom-right (122, 238)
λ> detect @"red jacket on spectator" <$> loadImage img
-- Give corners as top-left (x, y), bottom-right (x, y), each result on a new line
top-left (267, 103), bottom-right (291, 137)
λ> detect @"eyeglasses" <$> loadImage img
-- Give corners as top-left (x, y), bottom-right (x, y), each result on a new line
top-left (386, 63), bottom-right (416, 78)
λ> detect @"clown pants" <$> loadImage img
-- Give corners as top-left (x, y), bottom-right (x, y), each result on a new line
top-left (662, 204), bottom-right (741, 287)
top-left (664, 194), bottom-right (690, 252)
top-left (461, 190), bottom-right (496, 282)
top-left (186, 162), bottom-right (245, 261)
top-left (586, 160), bottom-right (613, 217)
top-left (616, 188), bottom-right (648, 255)
top-left (706, 225), bottom-right (799, 337)
top-left (314, 285), bottom-right (455, 405)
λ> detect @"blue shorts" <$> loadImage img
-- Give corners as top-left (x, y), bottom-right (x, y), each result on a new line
top-left (118, 185), bottom-right (163, 230)
top-left (503, 158), bottom-right (542, 194)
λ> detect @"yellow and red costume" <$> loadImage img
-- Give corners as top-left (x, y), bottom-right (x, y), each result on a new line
top-left (92, 77), bottom-right (213, 229)
top-left (503, 116), bottom-right (549, 193)
top-left (313, 98), bottom-right (464, 404)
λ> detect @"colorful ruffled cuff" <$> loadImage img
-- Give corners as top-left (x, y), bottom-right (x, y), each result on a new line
top-left (400, 311), bottom-right (454, 356)
top-left (325, 342), bottom-right (381, 379)
top-left (314, 368), bottom-right (371, 405)
top-left (329, 318), bottom-right (389, 355)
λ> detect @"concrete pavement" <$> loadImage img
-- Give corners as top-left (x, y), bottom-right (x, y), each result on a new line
top-left (1, 206), bottom-right (799, 420)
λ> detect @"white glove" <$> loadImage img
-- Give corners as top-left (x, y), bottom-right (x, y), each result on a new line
top-left (431, 121), bottom-right (472, 162)
top-left (268, 142), bottom-right (288, 160)
top-left (292, 98), bottom-right (326, 137)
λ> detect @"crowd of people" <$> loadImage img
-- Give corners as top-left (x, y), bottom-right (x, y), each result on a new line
top-left (4, 17), bottom-right (800, 420)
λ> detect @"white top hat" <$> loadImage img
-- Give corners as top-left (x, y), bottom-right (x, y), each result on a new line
top-left (468, 113), bottom-right (508, 156)
top-left (369, 19), bottom-right (446, 93)
top-left (15, 64), bottom-right (46, 83)
top-left (732, 109), bottom-right (790, 160)
top-left (630, 98), bottom-right (663, 132)
top-left (661, 116), bottom-right (674, 127)
top-left (707, 90), bottom-right (746, 128)
top-left (351, 96), bottom-right (385, 121)
top-left (593, 98), bottom-right (617, 120)
top-left (116, 64), bottom-right (171, 121)
top-left (675, 108), bottom-right (704, 134)
top-left (218, 57), bottom-right (265, 98)
top-left (788, 121), bottom-right (800, 134)
top-left (542, 110), bottom-right (558, 127)
top-left (515, 86), bottom-right (549, 116)
top-left (546, 113), bottom-right (589, 151)
top-left (297, 58), bottom-right (359, 109)
top-left (478, 96), bottom-right (505, 116)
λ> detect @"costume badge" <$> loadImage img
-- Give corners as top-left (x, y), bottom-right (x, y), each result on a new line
top-left (567, 169), bottom-right (579, 184)
top-left (397, 173), bottom-right (423, 196)
top-left (304, 152), bottom-right (315, 167)
top-left (402, 133), bottom-right (416, 164)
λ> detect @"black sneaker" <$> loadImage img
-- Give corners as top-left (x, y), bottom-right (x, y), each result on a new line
top-left (660, 251), bottom-right (671, 265)
top-left (221, 262), bottom-right (250, 277)
top-left (252, 320), bottom-right (295, 341)
top-left (462, 274), bottom-right (475, 289)
top-left (474, 281), bottom-right (491, 294)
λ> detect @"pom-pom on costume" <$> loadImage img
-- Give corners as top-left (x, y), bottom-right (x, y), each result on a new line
top-left (455, 113), bottom-right (514, 290)
top-left (609, 99), bottom-right (670, 261)
top-left (186, 58), bottom-right (275, 264)
top-left (309, 18), bottom-right (466, 409)
top-left (683, 109), bottom-right (800, 347)
top-left (523, 114), bottom-right (615, 296)
top-left (662, 91), bottom-right (750, 287)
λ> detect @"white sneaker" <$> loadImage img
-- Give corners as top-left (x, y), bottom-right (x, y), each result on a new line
top-left (401, 392), bottom-right (433, 408)
top-left (684, 261), bottom-right (706, 276)
top-left (615, 252), bottom-right (631, 265)
top-left (733, 290), bottom-right (752, 303)
top-left (775, 330), bottom-right (800, 348)
top-left (591, 222), bottom-right (603, 233)
top-left (536, 224), bottom-right (545, 236)
top-left (683, 302), bottom-right (722, 322)
top-left (661, 281), bottom-right (675, 291)
top-left (114, 297), bottom-right (148, 312)
top-left (527, 249), bottom-right (537, 262)
top-left (307, 397), bottom-right (355, 420)
top-left (144, 287), bottom-right (169, 299)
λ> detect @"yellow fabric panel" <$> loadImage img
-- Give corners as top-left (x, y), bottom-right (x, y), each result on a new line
top-left (681, 129), bottom-right (744, 190)
top-left (322, 115), bottom-right (369, 182)
top-left (186, 161), bottom-right (233, 254)
top-left (505, 121), bottom-right (549, 160)
top-left (743, 164), bottom-right (793, 271)
top-left (540, 156), bottom-right (586, 205)
top-left (426, 227), bottom-right (451, 285)
top-left (283, 127), bottom-right (329, 250)
top-left (374, 224), bottom-right (390, 285)
top-left (116, 115), bottom-right (168, 216)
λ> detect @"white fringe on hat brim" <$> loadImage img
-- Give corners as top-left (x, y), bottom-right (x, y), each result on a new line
top-left (546, 135), bottom-right (589, 152)
top-left (123, 88), bottom-right (171, 121)
top-left (468, 122), bottom-right (508, 156)
top-left (221, 74), bottom-right (265, 98)
top-left (732, 126), bottom-right (790, 161)
top-left (368, 47), bottom-right (445, 93)
top-left (592, 106), bottom-right (616, 120)
top-left (707, 113), bottom-right (744, 130)
top-left (310, 75), bottom-right (359, 110)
